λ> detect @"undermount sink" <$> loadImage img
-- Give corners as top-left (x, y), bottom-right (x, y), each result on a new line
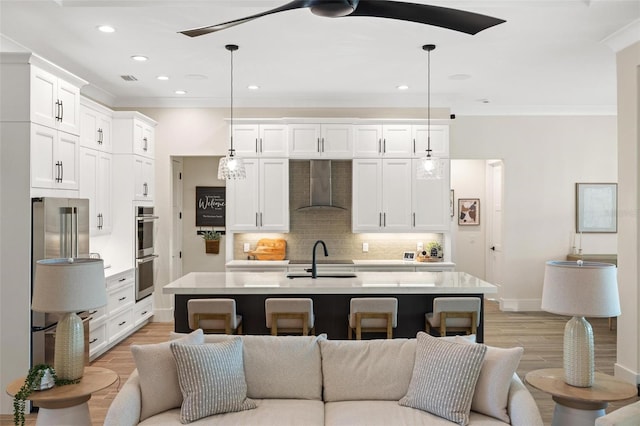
top-left (286, 272), bottom-right (357, 279)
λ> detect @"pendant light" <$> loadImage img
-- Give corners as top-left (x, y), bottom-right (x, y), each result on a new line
top-left (416, 44), bottom-right (444, 180)
top-left (218, 44), bottom-right (246, 180)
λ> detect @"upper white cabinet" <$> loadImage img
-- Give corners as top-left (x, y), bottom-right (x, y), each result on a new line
top-left (412, 124), bottom-right (449, 158)
top-left (411, 158), bottom-right (450, 231)
top-left (112, 112), bottom-right (157, 159)
top-left (227, 158), bottom-right (289, 232)
top-left (31, 123), bottom-right (79, 190)
top-left (289, 123), bottom-right (353, 159)
top-left (80, 97), bottom-right (112, 152)
top-left (133, 156), bottom-right (154, 201)
top-left (79, 147), bottom-right (112, 234)
top-left (232, 123), bottom-right (288, 157)
top-left (353, 124), bottom-right (412, 158)
top-left (31, 66), bottom-right (82, 136)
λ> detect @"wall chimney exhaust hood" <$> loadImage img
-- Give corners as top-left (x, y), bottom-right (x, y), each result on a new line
top-left (297, 160), bottom-right (346, 211)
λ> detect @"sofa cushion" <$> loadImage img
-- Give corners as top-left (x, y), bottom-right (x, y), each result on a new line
top-left (455, 336), bottom-right (524, 423)
top-left (324, 400), bottom-right (509, 426)
top-left (138, 399), bottom-right (325, 426)
top-left (131, 329), bottom-right (204, 421)
top-left (320, 339), bottom-right (416, 401)
top-left (399, 332), bottom-right (487, 426)
top-left (171, 338), bottom-right (256, 423)
top-left (200, 333), bottom-right (326, 400)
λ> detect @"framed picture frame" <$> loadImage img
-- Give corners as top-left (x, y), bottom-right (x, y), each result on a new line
top-left (576, 183), bottom-right (617, 233)
top-left (402, 251), bottom-right (415, 261)
top-left (450, 189), bottom-right (455, 217)
top-left (195, 186), bottom-right (226, 227)
top-left (458, 198), bottom-right (480, 226)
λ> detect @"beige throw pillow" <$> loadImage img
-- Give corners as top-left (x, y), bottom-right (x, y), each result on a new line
top-left (171, 338), bottom-right (256, 424)
top-left (454, 336), bottom-right (524, 423)
top-left (131, 329), bottom-right (204, 421)
top-left (399, 331), bottom-right (487, 426)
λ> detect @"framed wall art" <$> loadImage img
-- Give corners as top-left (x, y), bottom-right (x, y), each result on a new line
top-left (196, 186), bottom-right (226, 227)
top-left (576, 183), bottom-right (617, 233)
top-left (458, 198), bottom-right (480, 226)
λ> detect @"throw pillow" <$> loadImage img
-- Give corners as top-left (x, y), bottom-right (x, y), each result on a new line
top-left (171, 338), bottom-right (256, 424)
top-left (454, 336), bottom-right (524, 423)
top-left (131, 329), bottom-right (204, 421)
top-left (399, 331), bottom-right (487, 426)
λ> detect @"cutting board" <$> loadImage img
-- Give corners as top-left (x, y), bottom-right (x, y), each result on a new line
top-left (249, 238), bottom-right (287, 261)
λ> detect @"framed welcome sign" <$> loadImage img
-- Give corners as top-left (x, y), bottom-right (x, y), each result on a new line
top-left (196, 186), bottom-right (225, 227)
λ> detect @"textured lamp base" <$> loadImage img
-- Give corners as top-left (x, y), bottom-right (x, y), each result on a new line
top-left (564, 316), bottom-right (594, 387)
top-left (54, 312), bottom-right (85, 381)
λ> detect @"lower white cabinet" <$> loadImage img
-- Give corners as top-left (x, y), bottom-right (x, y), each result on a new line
top-left (134, 296), bottom-right (153, 326)
top-left (88, 322), bottom-right (108, 358)
top-left (108, 307), bottom-right (135, 343)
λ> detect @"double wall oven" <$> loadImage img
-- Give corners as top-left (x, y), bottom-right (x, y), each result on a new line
top-left (136, 206), bottom-right (158, 301)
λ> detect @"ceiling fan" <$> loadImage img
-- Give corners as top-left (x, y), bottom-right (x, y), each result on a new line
top-left (180, 0), bottom-right (506, 37)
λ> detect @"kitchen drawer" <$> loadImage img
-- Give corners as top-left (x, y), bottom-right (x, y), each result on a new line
top-left (88, 306), bottom-right (106, 325)
top-left (89, 322), bottom-right (108, 358)
top-left (106, 269), bottom-right (134, 289)
top-left (134, 296), bottom-right (153, 326)
top-left (107, 282), bottom-right (135, 315)
top-left (108, 307), bottom-right (134, 343)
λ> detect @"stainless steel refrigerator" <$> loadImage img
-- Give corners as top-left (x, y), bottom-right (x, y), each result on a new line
top-left (31, 197), bottom-right (90, 366)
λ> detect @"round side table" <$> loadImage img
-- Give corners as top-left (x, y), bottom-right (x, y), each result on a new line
top-left (526, 368), bottom-right (637, 426)
top-left (6, 366), bottom-right (118, 426)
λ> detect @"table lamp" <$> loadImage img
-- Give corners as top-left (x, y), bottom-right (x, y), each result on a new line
top-left (32, 258), bottom-right (107, 381)
top-left (541, 260), bottom-right (620, 387)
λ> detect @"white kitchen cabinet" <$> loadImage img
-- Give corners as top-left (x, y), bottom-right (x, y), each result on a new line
top-left (353, 124), bottom-right (412, 157)
top-left (412, 158), bottom-right (451, 231)
top-left (227, 158), bottom-right (289, 232)
top-left (134, 296), bottom-right (154, 326)
top-left (133, 156), bottom-right (154, 201)
top-left (79, 147), bottom-right (112, 235)
top-left (31, 65), bottom-right (82, 135)
top-left (412, 124), bottom-right (449, 158)
top-left (112, 111), bottom-right (157, 159)
top-left (352, 159), bottom-right (412, 232)
top-left (31, 123), bottom-right (79, 190)
top-left (80, 97), bottom-right (112, 152)
top-left (232, 123), bottom-right (288, 157)
top-left (289, 123), bottom-right (353, 159)
top-left (88, 322), bottom-right (107, 359)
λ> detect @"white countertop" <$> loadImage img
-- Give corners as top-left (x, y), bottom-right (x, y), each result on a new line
top-left (163, 271), bottom-right (496, 295)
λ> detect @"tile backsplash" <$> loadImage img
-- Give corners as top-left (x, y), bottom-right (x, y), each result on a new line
top-left (233, 160), bottom-right (444, 260)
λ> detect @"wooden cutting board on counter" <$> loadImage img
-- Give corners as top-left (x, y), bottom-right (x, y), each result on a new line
top-left (249, 238), bottom-right (287, 260)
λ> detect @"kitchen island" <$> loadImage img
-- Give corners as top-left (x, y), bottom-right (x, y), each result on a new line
top-left (164, 271), bottom-right (496, 341)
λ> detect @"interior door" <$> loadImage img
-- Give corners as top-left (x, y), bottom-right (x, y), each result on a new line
top-left (486, 160), bottom-right (504, 299)
top-left (171, 159), bottom-right (183, 281)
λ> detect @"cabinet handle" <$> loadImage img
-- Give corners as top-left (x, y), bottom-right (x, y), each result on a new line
top-left (322, 137), bottom-right (325, 152)
top-left (260, 212), bottom-right (263, 227)
top-left (255, 138), bottom-right (259, 153)
top-left (60, 100), bottom-right (64, 121)
top-left (383, 139), bottom-right (386, 153)
top-left (140, 310), bottom-right (148, 316)
top-left (97, 214), bottom-right (101, 229)
top-left (118, 277), bottom-right (126, 282)
top-left (379, 212), bottom-right (382, 227)
top-left (256, 212), bottom-right (259, 227)
top-left (143, 183), bottom-right (148, 196)
top-left (118, 296), bottom-right (127, 301)
top-left (89, 338), bottom-right (98, 344)
top-left (55, 100), bottom-right (61, 121)
top-left (143, 137), bottom-right (148, 151)
top-left (378, 139), bottom-right (381, 154)
top-left (118, 321), bottom-right (127, 326)
top-left (60, 161), bottom-right (63, 182)
top-left (260, 138), bottom-right (263, 153)
top-left (317, 138), bottom-right (321, 153)
top-left (89, 310), bottom-right (98, 315)
top-left (98, 128), bottom-right (103, 144)
top-left (383, 212), bottom-right (386, 227)
top-left (413, 212), bottom-right (416, 227)
top-left (55, 161), bottom-right (60, 182)
top-left (413, 138), bottom-right (416, 154)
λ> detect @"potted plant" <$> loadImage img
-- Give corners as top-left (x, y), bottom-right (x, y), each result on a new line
top-left (202, 230), bottom-right (222, 254)
top-left (426, 241), bottom-right (442, 259)
top-left (13, 364), bottom-right (78, 426)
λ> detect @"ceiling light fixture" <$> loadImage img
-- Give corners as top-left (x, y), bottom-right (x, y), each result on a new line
top-left (131, 55), bottom-right (148, 62)
top-left (218, 44), bottom-right (246, 180)
top-left (248, 85), bottom-right (260, 90)
top-left (157, 75), bottom-right (170, 81)
top-left (397, 85), bottom-right (409, 90)
top-left (97, 25), bottom-right (115, 33)
top-left (417, 44), bottom-right (444, 180)
top-left (175, 90), bottom-right (187, 95)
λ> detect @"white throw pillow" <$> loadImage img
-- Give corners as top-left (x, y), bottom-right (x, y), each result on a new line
top-left (131, 329), bottom-right (204, 421)
top-left (171, 338), bottom-right (256, 423)
top-left (454, 336), bottom-right (524, 423)
top-left (399, 331), bottom-right (487, 426)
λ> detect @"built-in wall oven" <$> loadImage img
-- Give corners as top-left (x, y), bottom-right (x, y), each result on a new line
top-left (136, 206), bottom-right (158, 301)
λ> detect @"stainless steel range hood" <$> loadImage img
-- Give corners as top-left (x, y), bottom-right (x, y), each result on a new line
top-left (297, 160), bottom-right (346, 211)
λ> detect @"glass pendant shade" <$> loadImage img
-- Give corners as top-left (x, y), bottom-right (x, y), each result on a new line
top-left (417, 154), bottom-right (444, 180)
top-left (218, 151), bottom-right (246, 180)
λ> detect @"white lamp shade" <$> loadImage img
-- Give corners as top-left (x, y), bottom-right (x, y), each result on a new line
top-left (541, 260), bottom-right (620, 317)
top-left (32, 258), bottom-right (107, 313)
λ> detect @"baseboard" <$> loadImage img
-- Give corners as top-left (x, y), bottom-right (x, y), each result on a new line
top-left (152, 308), bottom-right (174, 323)
top-left (615, 362), bottom-right (640, 392)
top-left (499, 298), bottom-right (542, 312)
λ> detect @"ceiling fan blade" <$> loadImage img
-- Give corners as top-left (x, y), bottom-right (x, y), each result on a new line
top-left (179, 0), bottom-right (314, 37)
top-left (348, 0), bottom-right (505, 35)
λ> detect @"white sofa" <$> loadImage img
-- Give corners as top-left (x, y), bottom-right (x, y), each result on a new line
top-left (105, 333), bottom-right (543, 426)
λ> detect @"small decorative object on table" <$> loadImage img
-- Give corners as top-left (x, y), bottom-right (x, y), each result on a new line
top-left (426, 241), bottom-right (442, 260)
top-left (202, 231), bottom-right (221, 254)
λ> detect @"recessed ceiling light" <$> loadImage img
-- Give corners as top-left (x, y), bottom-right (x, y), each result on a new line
top-left (157, 75), bottom-right (170, 81)
top-left (131, 55), bottom-right (148, 62)
top-left (397, 85), bottom-right (409, 90)
top-left (247, 85), bottom-right (260, 90)
top-left (185, 74), bottom-right (207, 80)
top-left (477, 98), bottom-right (490, 104)
top-left (449, 74), bottom-right (471, 81)
top-left (97, 25), bottom-right (115, 33)
top-left (175, 90), bottom-right (187, 95)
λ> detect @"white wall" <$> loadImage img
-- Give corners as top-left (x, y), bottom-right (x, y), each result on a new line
top-left (451, 159), bottom-right (487, 279)
top-left (451, 116), bottom-right (618, 310)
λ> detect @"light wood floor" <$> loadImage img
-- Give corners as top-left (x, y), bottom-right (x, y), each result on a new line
top-left (2, 300), bottom-right (637, 426)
